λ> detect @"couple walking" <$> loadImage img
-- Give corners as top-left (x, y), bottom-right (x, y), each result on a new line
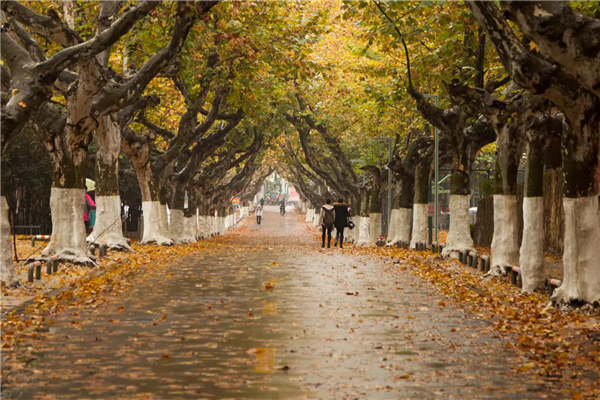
top-left (319, 198), bottom-right (350, 248)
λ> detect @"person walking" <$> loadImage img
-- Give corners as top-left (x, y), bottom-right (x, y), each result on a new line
top-left (83, 192), bottom-right (96, 233)
top-left (256, 205), bottom-right (263, 225)
top-left (319, 199), bottom-right (336, 248)
top-left (260, 198), bottom-right (264, 207)
top-left (333, 198), bottom-right (350, 248)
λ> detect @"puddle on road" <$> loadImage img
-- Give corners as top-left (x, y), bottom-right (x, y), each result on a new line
top-left (254, 347), bottom-right (275, 373)
top-left (262, 301), bottom-right (278, 314)
top-left (397, 350), bottom-right (419, 356)
top-left (425, 362), bottom-right (451, 369)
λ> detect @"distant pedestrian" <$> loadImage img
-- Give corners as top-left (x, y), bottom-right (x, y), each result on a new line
top-left (256, 205), bottom-right (263, 225)
top-left (280, 199), bottom-right (286, 215)
top-left (333, 198), bottom-right (350, 248)
top-left (260, 198), bottom-right (264, 207)
top-left (84, 192), bottom-right (96, 233)
top-left (319, 199), bottom-right (335, 248)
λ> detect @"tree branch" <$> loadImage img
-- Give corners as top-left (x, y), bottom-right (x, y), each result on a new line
top-left (502, 1), bottom-right (600, 98)
top-left (37, 1), bottom-right (158, 78)
top-left (1, 0), bottom-right (82, 47)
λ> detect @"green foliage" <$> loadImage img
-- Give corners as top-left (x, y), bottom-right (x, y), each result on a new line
top-left (478, 178), bottom-right (495, 198)
top-left (2, 127), bottom-right (53, 232)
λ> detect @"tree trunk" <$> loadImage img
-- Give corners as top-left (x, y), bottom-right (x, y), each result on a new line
top-left (305, 207), bottom-right (313, 222)
top-left (137, 168), bottom-right (172, 245)
top-left (217, 206), bottom-right (227, 235)
top-left (489, 123), bottom-right (523, 276)
top-left (42, 143), bottom-right (94, 263)
top-left (520, 139), bottom-right (546, 292)
top-left (368, 184), bottom-right (381, 245)
top-left (197, 200), bottom-right (211, 239)
top-left (168, 182), bottom-right (187, 244)
top-left (553, 114), bottom-right (600, 304)
top-left (87, 116), bottom-right (131, 250)
top-left (410, 162), bottom-right (431, 249)
top-left (442, 159), bottom-right (474, 258)
top-left (1, 182), bottom-right (15, 285)
top-left (368, 185), bottom-right (382, 246)
top-left (356, 188), bottom-right (370, 246)
top-left (158, 189), bottom-right (171, 241)
top-left (184, 188), bottom-right (198, 243)
top-left (387, 173), bottom-right (414, 246)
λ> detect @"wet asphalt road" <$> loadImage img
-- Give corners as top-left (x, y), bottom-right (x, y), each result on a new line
top-left (2, 206), bottom-right (558, 399)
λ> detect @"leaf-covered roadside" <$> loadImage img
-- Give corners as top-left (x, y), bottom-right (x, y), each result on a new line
top-left (1, 239), bottom-right (221, 365)
top-left (345, 245), bottom-right (600, 400)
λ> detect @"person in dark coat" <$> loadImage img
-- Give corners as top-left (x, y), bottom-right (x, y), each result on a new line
top-left (333, 198), bottom-right (350, 248)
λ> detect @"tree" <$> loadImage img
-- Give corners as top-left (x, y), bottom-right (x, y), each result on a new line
top-left (87, 1), bottom-right (219, 250)
top-left (446, 84), bottom-right (544, 275)
top-left (467, 1), bottom-right (600, 304)
top-left (519, 114), bottom-right (562, 292)
top-left (0, 0), bottom-right (159, 283)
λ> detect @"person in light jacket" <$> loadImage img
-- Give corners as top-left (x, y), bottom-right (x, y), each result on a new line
top-left (255, 205), bottom-right (263, 225)
top-left (319, 199), bottom-right (336, 248)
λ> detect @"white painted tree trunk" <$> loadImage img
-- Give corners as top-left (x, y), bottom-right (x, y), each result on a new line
top-left (410, 204), bottom-right (429, 249)
top-left (169, 209), bottom-right (186, 244)
top-left (210, 215), bottom-right (217, 236)
top-left (160, 203), bottom-right (170, 238)
top-left (489, 195), bottom-right (520, 276)
top-left (356, 216), bottom-right (371, 246)
top-left (87, 195), bottom-right (131, 250)
top-left (369, 212), bottom-right (381, 245)
top-left (346, 219), bottom-right (356, 243)
top-left (386, 207), bottom-right (412, 246)
top-left (520, 197), bottom-right (546, 292)
top-left (386, 208), bottom-right (399, 245)
top-left (305, 208), bottom-right (313, 222)
top-left (442, 195), bottom-right (474, 258)
top-left (553, 196), bottom-right (600, 304)
top-left (42, 188), bottom-right (94, 263)
top-left (349, 216), bottom-right (358, 243)
top-left (1, 196), bottom-right (15, 286)
top-left (141, 201), bottom-right (173, 245)
top-left (194, 210), bottom-right (201, 239)
top-left (182, 216), bottom-right (197, 243)
top-left (198, 215), bottom-right (210, 239)
top-left (215, 216), bottom-right (222, 235)
top-left (90, 117), bottom-right (130, 250)
top-left (209, 215), bottom-right (215, 236)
